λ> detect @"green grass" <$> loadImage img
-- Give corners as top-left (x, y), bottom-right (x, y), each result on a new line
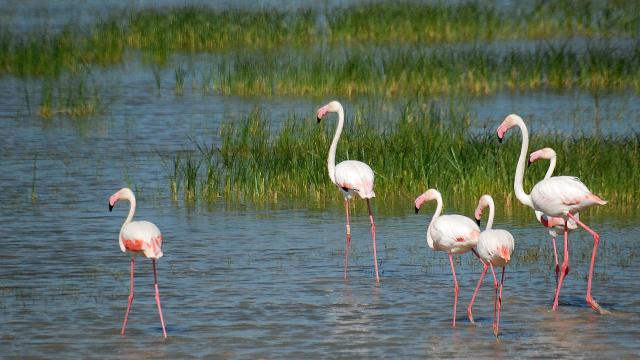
top-left (168, 104), bottom-right (640, 213)
top-left (329, 1), bottom-right (640, 44)
top-left (37, 70), bottom-right (103, 118)
top-left (1, 1), bottom-right (639, 78)
top-left (207, 44), bottom-right (640, 97)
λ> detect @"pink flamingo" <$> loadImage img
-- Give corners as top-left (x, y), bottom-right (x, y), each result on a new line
top-left (109, 187), bottom-right (167, 337)
top-left (415, 189), bottom-right (480, 327)
top-left (316, 100), bottom-right (380, 282)
top-left (466, 195), bottom-right (515, 337)
top-left (497, 114), bottom-right (608, 313)
top-left (529, 147), bottom-right (579, 284)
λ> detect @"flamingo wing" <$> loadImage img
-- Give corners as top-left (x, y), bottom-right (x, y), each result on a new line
top-left (335, 160), bottom-right (375, 199)
top-left (120, 221), bottom-right (164, 259)
top-left (531, 176), bottom-right (605, 216)
top-left (431, 215), bottom-right (480, 253)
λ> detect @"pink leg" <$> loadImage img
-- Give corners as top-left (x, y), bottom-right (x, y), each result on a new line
top-left (567, 213), bottom-right (607, 314)
top-left (553, 220), bottom-right (570, 311)
top-left (448, 253), bottom-right (459, 327)
top-left (551, 235), bottom-right (560, 285)
top-left (366, 199), bottom-right (380, 283)
top-left (467, 262), bottom-right (488, 323)
top-left (344, 199), bottom-right (351, 280)
top-left (121, 256), bottom-right (135, 336)
top-left (494, 267), bottom-right (505, 337)
top-left (489, 264), bottom-right (498, 332)
top-left (152, 259), bottom-right (167, 338)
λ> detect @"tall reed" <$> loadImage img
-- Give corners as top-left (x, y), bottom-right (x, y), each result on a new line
top-left (2, 1), bottom-right (639, 77)
top-left (38, 70), bottom-right (102, 118)
top-left (212, 44), bottom-right (640, 97)
top-left (168, 104), bottom-right (640, 213)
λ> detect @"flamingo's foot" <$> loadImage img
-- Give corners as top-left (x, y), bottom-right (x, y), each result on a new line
top-left (587, 295), bottom-right (610, 314)
top-left (467, 307), bottom-right (475, 324)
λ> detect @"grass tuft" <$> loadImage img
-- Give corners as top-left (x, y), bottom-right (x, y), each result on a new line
top-left (168, 104), bottom-right (640, 213)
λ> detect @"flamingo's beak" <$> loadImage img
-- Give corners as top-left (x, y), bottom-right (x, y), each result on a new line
top-left (475, 218), bottom-right (481, 226)
top-left (414, 206), bottom-right (420, 214)
top-left (497, 134), bottom-right (503, 143)
top-left (109, 202), bottom-right (114, 212)
top-left (527, 158), bottom-right (531, 167)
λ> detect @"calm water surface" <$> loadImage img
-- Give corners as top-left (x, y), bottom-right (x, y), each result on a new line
top-left (1, 2), bottom-right (640, 358)
top-left (1, 89), bottom-right (640, 358)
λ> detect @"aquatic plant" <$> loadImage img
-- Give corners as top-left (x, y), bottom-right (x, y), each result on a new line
top-left (37, 70), bottom-right (103, 118)
top-left (1, 0), bottom-right (639, 77)
top-left (210, 43), bottom-right (640, 97)
top-left (168, 104), bottom-right (640, 213)
top-left (329, 1), bottom-right (636, 44)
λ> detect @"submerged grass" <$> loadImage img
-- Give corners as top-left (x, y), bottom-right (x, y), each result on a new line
top-left (37, 70), bottom-right (103, 118)
top-left (168, 104), bottom-right (640, 212)
top-left (1, 0), bottom-right (639, 78)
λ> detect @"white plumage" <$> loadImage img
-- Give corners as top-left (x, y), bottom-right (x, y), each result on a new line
top-left (317, 100), bottom-right (380, 282)
top-left (415, 188), bottom-right (480, 327)
top-left (335, 160), bottom-right (375, 199)
top-left (109, 187), bottom-right (167, 337)
top-left (120, 220), bottom-right (163, 259)
top-left (530, 176), bottom-right (606, 217)
top-left (497, 114), bottom-right (607, 314)
top-left (429, 214), bottom-right (480, 254)
top-left (476, 229), bottom-right (514, 268)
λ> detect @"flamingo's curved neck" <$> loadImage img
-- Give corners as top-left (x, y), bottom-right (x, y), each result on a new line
top-left (327, 105), bottom-right (344, 184)
top-left (426, 193), bottom-right (443, 249)
top-left (513, 119), bottom-right (534, 208)
top-left (544, 154), bottom-right (557, 180)
top-left (485, 197), bottom-right (495, 230)
top-left (122, 195), bottom-right (136, 229)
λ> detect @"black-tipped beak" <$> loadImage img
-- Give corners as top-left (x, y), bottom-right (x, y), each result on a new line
top-left (527, 158), bottom-right (532, 167)
top-left (415, 206), bottom-right (420, 214)
top-left (109, 202), bottom-right (114, 212)
top-left (475, 218), bottom-right (481, 226)
top-left (497, 134), bottom-right (503, 143)
top-left (317, 116), bottom-right (322, 123)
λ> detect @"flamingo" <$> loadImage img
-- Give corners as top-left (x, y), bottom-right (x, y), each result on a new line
top-left (466, 195), bottom-right (515, 337)
top-left (316, 100), bottom-right (380, 282)
top-left (528, 147), bottom-right (579, 284)
top-left (497, 114), bottom-right (607, 313)
top-left (109, 187), bottom-right (167, 338)
top-left (415, 189), bottom-right (480, 327)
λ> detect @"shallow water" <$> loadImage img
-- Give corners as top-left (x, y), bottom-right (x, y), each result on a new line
top-left (2, 87), bottom-right (640, 358)
top-left (1, 2), bottom-right (640, 358)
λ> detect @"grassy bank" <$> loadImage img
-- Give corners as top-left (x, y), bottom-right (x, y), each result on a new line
top-left (1, 1), bottom-right (639, 77)
top-left (168, 104), bottom-right (640, 212)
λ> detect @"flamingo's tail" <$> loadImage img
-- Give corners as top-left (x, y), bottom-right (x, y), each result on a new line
top-left (588, 193), bottom-right (607, 206)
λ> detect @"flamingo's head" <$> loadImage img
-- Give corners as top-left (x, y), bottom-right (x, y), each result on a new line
top-left (496, 114), bottom-right (523, 143)
top-left (414, 188), bottom-right (440, 214)
top-left (316, 101), bottom-right (343, 123)
top-left (499, 245), bottom-right (511, 263)
top-left (474, 194), bottom-right (493, 226)
top-left (528, 147), bottom-right (556, 167)
top-left (109, 188), bottom-right (134, 211)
